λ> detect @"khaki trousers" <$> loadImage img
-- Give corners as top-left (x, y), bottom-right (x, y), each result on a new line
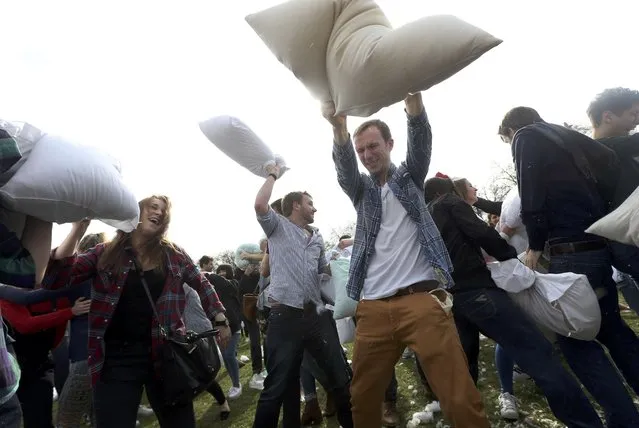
top-left (350, 291), bottom-right (489, 427)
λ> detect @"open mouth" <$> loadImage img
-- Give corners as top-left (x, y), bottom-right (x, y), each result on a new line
top-left (148, 217), bottom-right (160, 225)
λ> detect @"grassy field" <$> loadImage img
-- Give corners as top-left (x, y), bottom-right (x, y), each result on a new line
top-left (135, 311), bottom-right (639, 428)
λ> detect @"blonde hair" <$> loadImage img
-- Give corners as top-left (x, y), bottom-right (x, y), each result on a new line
top-left (453, 178), bottom-right (472, 202)
top-left (78, 232), bottom-right (108, 253)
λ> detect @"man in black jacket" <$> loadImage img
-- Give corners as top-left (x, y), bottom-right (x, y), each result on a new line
top-left (587, 88), bottom-right (639, 313)
top-left (499, 106), bottom-right (639, 427)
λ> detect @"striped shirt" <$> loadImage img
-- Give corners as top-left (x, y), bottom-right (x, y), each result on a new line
top-left (332, 110), bottom-right (454, 301)
top-left (257, 209), bottom-right (327, 309)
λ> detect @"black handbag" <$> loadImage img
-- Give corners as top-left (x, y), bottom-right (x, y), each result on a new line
top-left (132, 256), bottom-right (222, 406)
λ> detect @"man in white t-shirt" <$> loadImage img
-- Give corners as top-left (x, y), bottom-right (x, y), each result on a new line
top-left (323, 93), bottom-right (489, 427)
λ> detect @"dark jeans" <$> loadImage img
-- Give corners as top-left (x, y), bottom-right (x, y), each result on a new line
top-left (16, 368), bottom-right (55, 428)
top-left (550, 246), bottom-right (639, 428)
top-left (453, 287), bottom-right (603, 428)
top-left (53, 335), bottom-right (70, 394)
top-left (93, 342), bottom-right (195, 428)
top-left (241, 315), bottom-right (264, 374)
top-left (0, 394), bottom-right (21, 428)
top-left (300, 313), bottom-right (353, 399)
top-left (253, 306), bottom-right (353, 428)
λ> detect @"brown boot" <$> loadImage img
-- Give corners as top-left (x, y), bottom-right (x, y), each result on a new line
top-left (322, 393), bottom-right (336, 417)
top-left (301, 397), bottom-right (323, 426)
top-left (382, 401), bottom-right (400, 427)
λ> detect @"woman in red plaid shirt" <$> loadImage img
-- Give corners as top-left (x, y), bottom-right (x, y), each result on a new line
top-left (43, 195), bottom-right (230, 428)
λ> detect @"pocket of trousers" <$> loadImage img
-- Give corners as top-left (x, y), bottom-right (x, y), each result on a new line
top-left (428, 289), bottom-right (453, 315)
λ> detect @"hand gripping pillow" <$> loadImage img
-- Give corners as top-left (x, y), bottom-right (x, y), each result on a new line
top-left (199, 115), bottom-right (289, 178)
top-left (586, 186), bottom-right (639, 247)
top-left (246, 0), bottom-right (502, 117)
top-left (235, 243), bottom-right (262, 270)
top-left (331, 258), bottom-right (358, 320)
top-left (0, 134), bottom-right (139, 231)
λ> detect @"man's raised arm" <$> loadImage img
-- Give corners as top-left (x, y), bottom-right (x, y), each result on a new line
top-left (323, 101), bottom-right (363, 204)
top-left (404, 92), bottom-right (432, 186)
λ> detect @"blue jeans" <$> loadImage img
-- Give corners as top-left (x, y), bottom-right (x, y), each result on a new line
top-left (221, 332), bottom-right (241, 388)
top-left (253, 306), bottom-right (352, 428)
top-left (550, 246), bottom-right (639, 428)
top-left (494, 344), bottom-right (514, 395)
top-left (453, 287), bottom-right (602, 428)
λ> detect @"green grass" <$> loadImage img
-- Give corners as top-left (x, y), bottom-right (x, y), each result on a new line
top-left (134, 311), bottom-right (639, 428)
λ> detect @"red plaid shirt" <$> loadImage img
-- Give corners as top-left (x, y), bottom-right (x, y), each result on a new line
top-left (43, 243), bottom-right (225, 385)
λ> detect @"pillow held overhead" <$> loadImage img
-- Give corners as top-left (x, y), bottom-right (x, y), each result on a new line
top-left (0, 134), bottom-right (140, 231)
top-left (199, 115), bottom-right (288, 178)
top-left (246, 0), bottom-right (502, 117)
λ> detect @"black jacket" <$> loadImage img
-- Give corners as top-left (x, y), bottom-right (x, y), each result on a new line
top-left (428, 194), bottom-right (517, 292)
top-left (512, 122), bottom-right (618, 250)
top-left (599, 134), bottom-right (639, 208)
top-left (205, 273), bottom-right (242, 333)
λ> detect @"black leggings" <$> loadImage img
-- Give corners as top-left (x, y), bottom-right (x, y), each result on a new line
top-left (207, 380), bottom-right (226, 405)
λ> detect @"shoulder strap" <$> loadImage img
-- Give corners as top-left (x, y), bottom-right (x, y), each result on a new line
top-left (126, 248), bottom-right (167, 338)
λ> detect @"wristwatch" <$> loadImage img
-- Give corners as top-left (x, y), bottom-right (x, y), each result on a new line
top-left (215, 319), bottom-right (229, 327)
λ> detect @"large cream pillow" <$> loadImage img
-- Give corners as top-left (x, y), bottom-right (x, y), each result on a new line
top-left (586, 186), bottom-right (639, 247)
top-left (246, 0), bottom-right (501, 117)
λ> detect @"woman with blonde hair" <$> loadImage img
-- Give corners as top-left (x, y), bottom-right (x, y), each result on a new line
top-left (44, 195), bottom-right (230, 428)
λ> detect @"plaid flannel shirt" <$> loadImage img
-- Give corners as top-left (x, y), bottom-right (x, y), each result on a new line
top-left (43, 243), bottom-right (225, 385)
top-left (332, 110), bottom-right (454, 301)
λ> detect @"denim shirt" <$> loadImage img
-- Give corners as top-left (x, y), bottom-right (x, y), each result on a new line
top-left (257, 209), bottom-right (327, 309)
top-left (332, 110), bottom-right (453, 301)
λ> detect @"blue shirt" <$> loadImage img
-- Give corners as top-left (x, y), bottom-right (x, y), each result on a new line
top-left (332, 110), bottom-right (453, 300)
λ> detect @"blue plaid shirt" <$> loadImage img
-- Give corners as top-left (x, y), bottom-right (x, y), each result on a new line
top-left (332, 110), bottom-right (453, 301)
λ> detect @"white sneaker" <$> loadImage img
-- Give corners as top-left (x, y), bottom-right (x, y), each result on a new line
top-left (135, 421), bottom-right (140, 427)
top-left (498, 392), bottom-right (519, 420)
top-left (239, 355), bottom-right (250, 364)
top-left (249, 374), bottom-right (264, 390)
top-left (52, 389), bottom-right (58, 402)
top-left (228, 386), bottom-right (243, 400)
top-left (137, 405), bottom-right (154, 417)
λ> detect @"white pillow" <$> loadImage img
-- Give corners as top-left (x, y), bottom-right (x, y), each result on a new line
top-left (586, 186), bottom-right (639, 247)
top-left (199, 115), bottom-right (288, 178)
top-left (0, 121), bottom-right (42, 186)
top-left (0, 134), bottom-right (139, 231)
top-left (246, 0), bottom-right (502, 117)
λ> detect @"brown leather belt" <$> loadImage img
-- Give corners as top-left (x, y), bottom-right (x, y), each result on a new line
top-left (549, 240), bottom-right (607, 256)
top-left (384, 280), bottom-right (440, 300)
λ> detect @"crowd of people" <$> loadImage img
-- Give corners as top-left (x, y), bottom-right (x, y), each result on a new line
top-left (1, 86), bottom-right (639, 428)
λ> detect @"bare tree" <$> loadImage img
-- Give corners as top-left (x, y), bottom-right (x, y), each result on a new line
top-left (212, 249), bottom-right (236, 269)
top-left (564, 122), bottom-right (593, 137)
top-left (479, 161), bottom-right (517, 203)
top-left (325, 221), bottom-right (356, 251)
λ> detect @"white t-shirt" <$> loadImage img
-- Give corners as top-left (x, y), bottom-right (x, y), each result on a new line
top-left (362, 184), bottom-right (436, 300)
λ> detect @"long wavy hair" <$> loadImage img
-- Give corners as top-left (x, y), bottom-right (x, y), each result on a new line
top-left (97, 195), bottom-right (181, 274)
